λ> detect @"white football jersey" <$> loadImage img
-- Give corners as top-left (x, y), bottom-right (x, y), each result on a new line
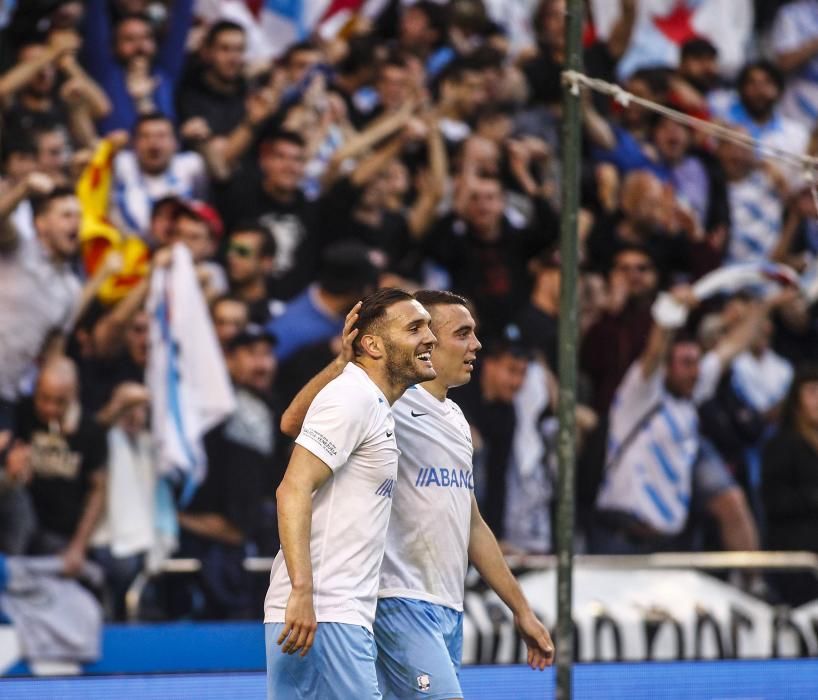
top-left (596, 362), bottom-right (699, 534)
top-left (264, 363), bottom-right (399, 631)
top-left (378, 384), bottom-right (474, 611)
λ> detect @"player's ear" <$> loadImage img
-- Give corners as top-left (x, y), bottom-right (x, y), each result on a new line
top-left (359, 333), bottom-right (384, 360)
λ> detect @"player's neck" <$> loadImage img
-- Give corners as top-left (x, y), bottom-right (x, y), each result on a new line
top-left (420, 377), bottom-right (448, 402)
top-left (355, 360), bottom-right (410, 405)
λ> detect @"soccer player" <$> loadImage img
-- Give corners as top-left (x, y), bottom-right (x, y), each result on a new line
top-left (281, 290), bottom-right (554, 700)
top-left (264, 288), bottom-right (438, 700)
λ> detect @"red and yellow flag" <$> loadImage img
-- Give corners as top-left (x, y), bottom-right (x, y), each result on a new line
top-left (77, 137), bottom-right (150, 305)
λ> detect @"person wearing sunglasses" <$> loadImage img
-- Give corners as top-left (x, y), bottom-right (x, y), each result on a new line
top-left (225, 223), bottom-right (278, 325)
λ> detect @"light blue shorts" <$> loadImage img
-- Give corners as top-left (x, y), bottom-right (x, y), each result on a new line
top-left (265, 621), bottom-right (381, 699)
top-left (374, 597), bottom-right (464, 700)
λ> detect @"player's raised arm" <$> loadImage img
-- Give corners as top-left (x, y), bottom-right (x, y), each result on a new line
top-left (275, 445), bottom-right (333, 656)
top-left (280, 301), bottom-right (361, 437)
top-left (467, 493), bottom-right (555, 670)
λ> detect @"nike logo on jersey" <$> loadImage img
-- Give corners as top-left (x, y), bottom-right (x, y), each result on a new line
top-left (410, 410), bottom-right (428, 417)
top-left (386, 430), bottom-right (393, 437)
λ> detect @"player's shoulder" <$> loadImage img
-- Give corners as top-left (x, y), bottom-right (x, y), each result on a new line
top-left (394, 386), bottom-right (438, 428)
top-left (446, 398), bottom-right (472, 435)
top-left (446, 397), bottom-right (465, 416)
top-left (394, 387), bottom-right (462, 414)
top-left (317, 364), bottom-right (386, 410)
top-left (394, 385), bottom-right (424, 409)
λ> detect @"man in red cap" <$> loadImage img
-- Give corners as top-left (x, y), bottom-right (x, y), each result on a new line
top-left (168, 198), bottom-right (228, 298)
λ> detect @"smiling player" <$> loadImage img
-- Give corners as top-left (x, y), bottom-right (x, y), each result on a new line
top-left (264, 288), bottom-right (437, 700)
top-left (282, 290), bottom-right (554, 700)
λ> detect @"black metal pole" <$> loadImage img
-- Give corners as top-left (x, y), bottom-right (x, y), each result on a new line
top-left (555, 0), bottom-right (583, 697)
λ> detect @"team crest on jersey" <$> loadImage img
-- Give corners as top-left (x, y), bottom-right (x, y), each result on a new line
top-left (416, 673), bottom-right (431, 691)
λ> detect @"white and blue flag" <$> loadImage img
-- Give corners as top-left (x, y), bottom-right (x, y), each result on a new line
top-left (146, 244), bottom-right (235, 505)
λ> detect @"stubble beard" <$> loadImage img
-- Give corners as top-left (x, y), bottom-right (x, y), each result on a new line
top-left (383, 336), bottom-right (428, 390)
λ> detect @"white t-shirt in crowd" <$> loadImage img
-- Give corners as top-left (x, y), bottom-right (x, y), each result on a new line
top-left (0, 234), bottom-right (80, 401)
top-left (378, 384), bottom-right (475, 612)
top-left (112, 150), bottom-right (208, 238)
top-left (264, 363), bottom-right (399, 631)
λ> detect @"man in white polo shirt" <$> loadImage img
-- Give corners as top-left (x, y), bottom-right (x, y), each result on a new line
top-left (281, 290), bottom-right (554, 700)
top-left (264, 288), bottom-right (437, 700)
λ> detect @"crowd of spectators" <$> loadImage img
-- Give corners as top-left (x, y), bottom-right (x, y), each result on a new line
top-left (1, 0), bottom-right (818, 621)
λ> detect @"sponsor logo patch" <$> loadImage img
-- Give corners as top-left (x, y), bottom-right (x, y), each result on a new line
top-left (414, 467), bottom-right (474, 490)
top-left (375, 478), bottom-right (395, 498)
top-left (301, 427), bottom-right (338, 457)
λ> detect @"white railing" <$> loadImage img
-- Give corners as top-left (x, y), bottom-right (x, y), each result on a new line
top-left (125, 551), bottom-right (818, 622)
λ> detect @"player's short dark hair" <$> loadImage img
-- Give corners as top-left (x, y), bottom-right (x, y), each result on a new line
top-left (737, 60), bottom-right (784, 94)
top-left (31, 186), bottom-right (76, 217)
top-left (204, 20), bottom-right (245, 46)
top-left (681, 37), bottom-right (718, 61)
top-left (414, 289), bottom-right (476, 318)
top-left (229, 221), bottom-right (277, 258)
top-left (352, 287), bottom-right (415, 356)
top-left (414, 290), bottom-right (476, 330)
top-left (413, 289), bottom-right (470, 310)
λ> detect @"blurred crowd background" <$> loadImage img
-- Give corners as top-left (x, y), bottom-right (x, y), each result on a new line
top-left (1, 0), bottom-right (818, 624)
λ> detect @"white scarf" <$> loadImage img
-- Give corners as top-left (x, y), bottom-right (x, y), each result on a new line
top-left (652, 262), bottom-right (800, 328)
top-left (146, 244), bottom-right (235, 504)
top-left (91, 428), bottom-right (155, 558)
